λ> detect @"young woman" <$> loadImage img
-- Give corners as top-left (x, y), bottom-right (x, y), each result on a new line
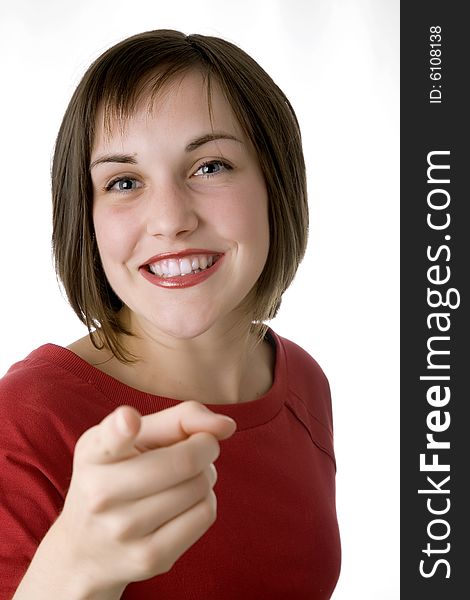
top-left (0, 30), bottom-right (341, 599)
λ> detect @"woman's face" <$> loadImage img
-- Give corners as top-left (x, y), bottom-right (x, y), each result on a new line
top-left (90, 71), bottom-right (270, 341)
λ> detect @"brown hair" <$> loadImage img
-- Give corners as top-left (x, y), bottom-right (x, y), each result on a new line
top-left (52, 29), bottom-right (308, 362)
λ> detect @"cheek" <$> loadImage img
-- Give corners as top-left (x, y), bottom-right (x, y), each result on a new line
top-left (93, 205), bottom-right (139, 264)
top-left (214, 180), bottom-right (270, 252)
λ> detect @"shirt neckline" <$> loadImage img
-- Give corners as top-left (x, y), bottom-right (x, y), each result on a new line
top-left (30, 328), bottom-right (287, 431)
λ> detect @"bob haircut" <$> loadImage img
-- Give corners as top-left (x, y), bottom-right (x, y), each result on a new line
top-left (52, 29), bottom-right (308, 362)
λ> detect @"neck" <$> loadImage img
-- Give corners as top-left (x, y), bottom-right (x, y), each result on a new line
top-left (98, 310), bottom-right (273, 405)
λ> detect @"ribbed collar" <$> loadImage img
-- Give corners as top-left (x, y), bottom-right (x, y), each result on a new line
top-left (29, 328), bottom-right (287, 431)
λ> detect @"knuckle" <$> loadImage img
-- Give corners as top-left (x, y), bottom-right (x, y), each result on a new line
top-left (107, 515), bottom-right (132, 542)
top-left (200, 491), bottom-right (217, 527)
top-left (204, 464), bottom-right (217, 489)
top-left (193, 467), bottom-right (214, 497)
top-left (206, 433), bottom-right (221, 460)
top-left (129, 544), bottom-right (155, 578)
top-left (185, 400), bottom-right (205, 416)
top-left (209, 463), bottom-right (218, 486)
top-left (168, 433), bottom-right (220, 482)
top-left (85, 484), bottom-right (110, 514)
top-left (157, 553), bottom-right (177, 575)
top-left (130, 539), bottom-right (173, 578)
top-left (193, 431), bottom-right (220, 461)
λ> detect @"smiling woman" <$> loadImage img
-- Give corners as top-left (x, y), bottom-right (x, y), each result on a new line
top-left (52, 31), bottom-right (308, 366)
top-left (87, 71), bottom-right (270, 357)
top-left (0, 30), bottom-right (340, 600)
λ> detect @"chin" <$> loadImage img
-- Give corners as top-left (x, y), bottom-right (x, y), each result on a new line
top-left (142, 306), bottom-right (223, 341)
top-left (158, 321), bottom-right (214, 340)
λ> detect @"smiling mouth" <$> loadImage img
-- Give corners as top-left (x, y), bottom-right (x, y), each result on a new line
top-left (146, 253), bottom-right (222, 278)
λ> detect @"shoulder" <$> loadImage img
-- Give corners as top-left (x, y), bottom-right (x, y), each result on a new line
top-left (1, 346), bottom-right (61, 406)
top-left (270, 329), bottom-right (336, 462)
top-left (276, 334), bottom-right (331, 390)
top-left (0, 345), bottom-right (111, 448)
top-left (0, 345), bottom-right (83, 413)
top-left (272, 331), bottom-right (332, 407)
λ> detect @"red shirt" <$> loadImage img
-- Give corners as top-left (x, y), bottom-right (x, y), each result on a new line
top-left (0, 329), bottom-right (340, 598)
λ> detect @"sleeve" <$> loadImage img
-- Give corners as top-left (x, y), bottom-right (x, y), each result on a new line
top-left (0, 375), bottom-right (68, 599)
top-left (281, 336), bottom-right (337, 469)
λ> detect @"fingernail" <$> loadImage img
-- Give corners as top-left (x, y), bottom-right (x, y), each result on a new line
top-left (116, 409), bottom-right (133, 436)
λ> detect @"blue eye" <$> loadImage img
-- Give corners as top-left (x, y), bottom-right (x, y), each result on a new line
top-left (194, 160), bottom-right (232, 178)
top-left (105, 177), bottom-right (140, 192)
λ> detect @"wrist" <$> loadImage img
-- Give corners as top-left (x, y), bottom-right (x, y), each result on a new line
top-left (13, 519), bottom-right (126, 600)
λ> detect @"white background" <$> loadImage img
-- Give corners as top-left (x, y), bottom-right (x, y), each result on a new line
top-left (0, 1), bottom-right (399, 597)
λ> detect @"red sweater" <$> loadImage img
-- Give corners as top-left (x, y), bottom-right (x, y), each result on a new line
top-left (0, 329), bottom-right (340, 599)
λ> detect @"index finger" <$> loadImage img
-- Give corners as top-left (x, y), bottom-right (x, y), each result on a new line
top-left (136, 401), bottom-right (236, 450)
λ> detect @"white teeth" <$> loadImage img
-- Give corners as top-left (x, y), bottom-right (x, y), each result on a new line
top-left (148, 254), bottom-right (219, 277)
top-left (153, 262), bottom-right (163, 276)
top-left (168, 260), bottom-right (180, 276)
top-left (180, 258), bottom-right (192, 275)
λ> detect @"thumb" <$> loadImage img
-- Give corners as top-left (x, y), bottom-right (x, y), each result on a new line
top-left (76, 406), bottom-right (142, 465)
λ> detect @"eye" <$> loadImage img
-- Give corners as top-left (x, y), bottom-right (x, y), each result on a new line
top-left (193, 160), bottom-right (232, 178)
top-left (104, 177), bottom-right (142, 192)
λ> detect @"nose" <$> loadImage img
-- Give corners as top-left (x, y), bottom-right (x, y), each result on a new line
top-left (145, 180), bottom-right (199, 240)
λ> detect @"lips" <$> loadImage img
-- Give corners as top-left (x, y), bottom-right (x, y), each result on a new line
top-left (139, 249), bottom-right (225, 289)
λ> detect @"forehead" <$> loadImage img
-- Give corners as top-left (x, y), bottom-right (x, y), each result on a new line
top-left (93, 70), bottom-right (244, 148)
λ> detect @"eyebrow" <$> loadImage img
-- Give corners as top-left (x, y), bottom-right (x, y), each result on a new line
top-left (90, 132), bottom-right (242, 170)
top-left (185, 132), bottom-right (242, 152)
top-left (90, 154), bottom-right (137, 170)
